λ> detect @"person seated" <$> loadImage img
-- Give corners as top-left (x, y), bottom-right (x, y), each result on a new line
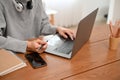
top-left (0, 0), bottom-right (75, 54)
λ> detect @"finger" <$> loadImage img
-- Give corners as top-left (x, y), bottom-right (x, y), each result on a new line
top-left (36, 39), bottom-right (47, 45)
top-left (68, 33), bottom-right (73, 40)
top-left (37, 44), bottom-right (47, 53)
top-left (37, 41), bottom-right (47, 49)
top-left (73, 33), bottom-right (76, 39)
top-left (65, 31), bottom-right (74, 40)
top-left (33, 40), bottom-right (47, 51)
top-left (60, 32), bottom-right (68, 39)
top-left (42, 44), bottom-right (48, 50)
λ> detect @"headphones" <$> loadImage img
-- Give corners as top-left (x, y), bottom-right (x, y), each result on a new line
top-left (13, 0), bottom-right (33, 12)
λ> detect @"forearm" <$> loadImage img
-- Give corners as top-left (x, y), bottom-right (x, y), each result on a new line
top-left (0, 36), bottom-right (27, 53)
top-left (41, 24), bottom-right (57, 35)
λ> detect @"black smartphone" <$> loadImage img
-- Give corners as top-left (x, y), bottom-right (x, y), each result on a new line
top-left (25, 52), bottom-right (47, 69)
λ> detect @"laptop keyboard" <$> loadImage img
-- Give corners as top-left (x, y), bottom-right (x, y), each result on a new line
top-left (54, 40), bottom-right (74, 54)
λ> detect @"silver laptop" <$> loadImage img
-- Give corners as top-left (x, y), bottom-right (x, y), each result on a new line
top-left (44, 8), bottom-right (98, 59)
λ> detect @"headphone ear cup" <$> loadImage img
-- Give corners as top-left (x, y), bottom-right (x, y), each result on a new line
top-left (15, 2), bottom-right (24, 12)
top-left (13, 0), bottom-right (24, 12)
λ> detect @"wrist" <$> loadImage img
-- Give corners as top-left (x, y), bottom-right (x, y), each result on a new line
top-left (26, 41), bottom-right (32, 52)
top-left (56, 27), bottom-right (61, 33)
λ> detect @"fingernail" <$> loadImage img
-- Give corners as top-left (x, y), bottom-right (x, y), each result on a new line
top-left (71, 37), bottom-right (73, 40)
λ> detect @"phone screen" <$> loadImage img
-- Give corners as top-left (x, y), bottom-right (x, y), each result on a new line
top-left (25, 52), bottom-right (47, 69)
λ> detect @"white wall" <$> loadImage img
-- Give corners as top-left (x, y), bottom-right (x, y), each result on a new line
top-left (44, 0), bottom-right (110, 26)
top-left (107, 0), bottom-right (120, 24)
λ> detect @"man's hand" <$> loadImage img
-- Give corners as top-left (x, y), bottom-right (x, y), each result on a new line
top-left (26, 38), bottom-right (47, 54)
top-left (56, 27), bottom-right (75, 40)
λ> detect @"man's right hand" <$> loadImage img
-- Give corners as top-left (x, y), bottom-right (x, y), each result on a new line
top-left (26, 38), bottom-right (47, 54)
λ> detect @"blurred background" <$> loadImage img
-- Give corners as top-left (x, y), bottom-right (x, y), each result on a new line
top-left (42, 0), bottom-right (120, 27)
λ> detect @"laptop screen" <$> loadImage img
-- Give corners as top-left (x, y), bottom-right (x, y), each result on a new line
top-left (71, 8), bottom-right (98, 57)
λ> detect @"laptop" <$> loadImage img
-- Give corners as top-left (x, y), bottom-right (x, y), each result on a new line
top-left (44, 8), bottom-right (98, 59)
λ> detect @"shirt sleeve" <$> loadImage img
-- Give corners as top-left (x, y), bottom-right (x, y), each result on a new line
top-left (0, 36), bottom-right (27, 53)
top-left (40, 0), bottom-right (57, 35)
top-left (0, 3), bottom-right (27, 53)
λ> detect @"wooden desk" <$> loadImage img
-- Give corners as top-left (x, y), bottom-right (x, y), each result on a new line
top-left (63, 58), bottom-right (120, 80)
top-left (1, 24), bottom-right (120, 80)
